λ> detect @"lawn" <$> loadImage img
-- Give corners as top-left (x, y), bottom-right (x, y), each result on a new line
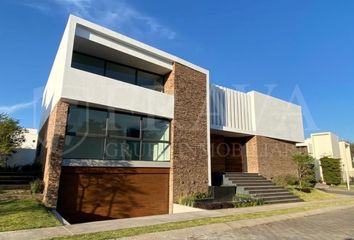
top-left (50, 199), bottom-right (354, 240)
top-left (0, 198), bottom-right (61, 232)
top-left (288, 187), bottom-right (337, 201)
top-left (332, 184), bottom-right (354, 191)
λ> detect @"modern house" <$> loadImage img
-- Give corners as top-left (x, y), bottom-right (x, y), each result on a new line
top-left (37, 15), bottom-right (305, 223)
top-left (297, 132), bottom-right (354, 182)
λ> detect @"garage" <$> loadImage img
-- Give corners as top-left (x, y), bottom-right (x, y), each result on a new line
top-left (57, 167), bottom-right (170, 223)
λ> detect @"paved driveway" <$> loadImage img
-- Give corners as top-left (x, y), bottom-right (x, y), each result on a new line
top-left (125, 207), bottom-right (354, 240)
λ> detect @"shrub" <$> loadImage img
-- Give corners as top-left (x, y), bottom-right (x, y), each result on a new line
top-left (178, 191), bottom-right (212, 207)
top-left (233, 193), bottom-right (264, 208)
top-left (292, 153), bottom-right (316, 189)
top-left (30, 179), bottom-right (44, 194)
top-left (272, 175), bottom-right (298, 187)
top-left (320, 157), bottom-right (342, 185)
top-left (194, 201), bottom-right (234, 210)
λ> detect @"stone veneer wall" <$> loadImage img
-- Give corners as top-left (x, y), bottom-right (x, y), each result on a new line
top-left (165, 62), bottom-right (209, 201)
top-left (246, 136), bottom-right (298, 179)
top-left (37, 101), bottom-right (69, 208)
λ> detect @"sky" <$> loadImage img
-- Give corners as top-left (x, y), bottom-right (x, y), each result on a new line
top-left (0, 0), bottom-right (353, 142)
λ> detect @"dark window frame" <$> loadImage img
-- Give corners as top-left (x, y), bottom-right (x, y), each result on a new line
top-left (71, 51), bottom-right (166, 93)
top-left (64, 105), bottom-right (171, 161)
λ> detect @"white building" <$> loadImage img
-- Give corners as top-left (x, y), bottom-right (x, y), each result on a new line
top-left (6, 128), bottom-right (38, 167)
top-left (297, 132), bottom-right (354, 182)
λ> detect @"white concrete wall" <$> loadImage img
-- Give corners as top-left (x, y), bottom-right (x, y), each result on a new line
top-left (62, 68), bottom-right (174, 119)
top-left (210, 85), bottom-right (304, 143)
top-left (7, 129), bottom-right (38, 167)
top-left (250, 91), bottom-right (304, 143)
top-left (339, 141), bottom-right (354, 181)
top-left (39, 19), bottom-right (74, 128)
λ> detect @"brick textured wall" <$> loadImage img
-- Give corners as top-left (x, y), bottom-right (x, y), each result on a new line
top-left (246, 136), bottom-right (298, 179)
top-left (165, 62), bottom-right (209, 201)
top-left (37, 101), bottom-right (69, 208)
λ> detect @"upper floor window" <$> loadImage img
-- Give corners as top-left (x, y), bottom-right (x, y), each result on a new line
top-left (71, 52), bottom-right (165, 92)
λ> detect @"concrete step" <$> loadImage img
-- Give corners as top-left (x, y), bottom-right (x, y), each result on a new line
top-left (225, 173), bottom-right (260, 177)
top-left (0, 180), bottom-right (31, 185)
top-left (251, 191), bottom-right (295, 197)
top-left (0, 176), bottom-right (35, 180)
top-left (228, 177), bottom-right (267, 181)
top-left (0, 184), bottom-right (30, 190)
top-left (259, 195), bottom-right (300, 201)
top-left (264, 198), bottom-right (303, 204)
top-left (244, 186), bottom-right (285, 191)
top-left (232, 182), bottom-right (275, 187)
top-left (248, 189), bottom-right (291, 194)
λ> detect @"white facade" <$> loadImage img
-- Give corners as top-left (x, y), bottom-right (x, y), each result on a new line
top-left (7, 128), bottom-right (38, 167)
top-left (41, 15), bottom-right (209, 128)
top-left (210, 85), bottom-right (304, 143)
top-left (298, 132), bottom-right (354, 181)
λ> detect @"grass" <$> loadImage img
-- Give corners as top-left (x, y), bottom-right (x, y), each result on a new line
top-left (288, 187), bottom-right (337, 201)
top-left (0, 198), bottom-right (61, 232)
top-left (50, 199), bottom-right (354, 240)
top-left (332, 184), bottom-right (354, 191)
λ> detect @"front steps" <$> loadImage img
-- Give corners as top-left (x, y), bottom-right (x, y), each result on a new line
top-left (0, 172), bottom-right (36, 190)
top-left (224, 173), bottom-right (303, 204)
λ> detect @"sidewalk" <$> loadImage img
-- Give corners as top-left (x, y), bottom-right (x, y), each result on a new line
top-left (0, 198), bottom-right (353, 240)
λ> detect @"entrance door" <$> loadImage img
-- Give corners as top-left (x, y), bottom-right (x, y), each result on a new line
top-left (225, 139), bottom-right (243, 172)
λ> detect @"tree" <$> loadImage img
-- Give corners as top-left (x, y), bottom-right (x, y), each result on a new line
top-left (0, 113), bottom-right (26, 167)
top-left (292, 153), bottom-right (316, 189)
top-left (320, 157), bottom-right (342, 185)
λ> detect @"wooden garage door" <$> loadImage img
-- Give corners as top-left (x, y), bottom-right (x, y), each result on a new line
top-left (57, 167), bottom-right (170, 223)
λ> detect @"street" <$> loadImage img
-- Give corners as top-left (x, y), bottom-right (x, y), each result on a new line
top-left (124, 207), bottom-right (354, 240)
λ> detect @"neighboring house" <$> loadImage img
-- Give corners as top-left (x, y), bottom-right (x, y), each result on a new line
top-left (297, 132), bottom-right (354, 182)
top-left (6, 128), bottom-right (38, 167)
top-left (37, 15), bottom-right (305, 223)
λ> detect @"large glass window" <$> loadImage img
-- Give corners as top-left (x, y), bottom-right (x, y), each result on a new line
top-left (137, 71), bottom-right (164, 92)
top-left (64, 136), bottom-right (105, 159)
top-left (141, 142), bottom-right (170, 161)
top-left (72, 52), bottom-right (105, 75)
top-left (142, 118), bottom-right (169, 141)
top-left (71, 52), bottom-right (165, 92)
top-left (66, 106), bottom-right (107, 136)
top-left (108, 113), bottom-right (140, 138)
top-left (105, 62), bottom-right (136, 84)
top-left (63, 106), bottom-right (170, 161)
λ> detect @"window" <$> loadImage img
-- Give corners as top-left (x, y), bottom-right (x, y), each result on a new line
top-left (72, 52), bottom-right (105, 75)
top-left (142, 118), bottom-right (169, 141)
top-left (63, 105), bottom-right (170, 161)
top-left (105, 62), bottom-right (136, 84)
top-left (141, 142), bottom-right (170, 161)
top-left (137, 71), bottom-right (164, 92)
top-left (71, 52), bottom-right (165, 92)
top-left (64, 136), bottom-right (105, 159)
top-left (66, 106), bottom-right (106, 136)
top-left (105, 139), bottom-right (140, 160)
top-left (108, 113), bottom-right (140, 138)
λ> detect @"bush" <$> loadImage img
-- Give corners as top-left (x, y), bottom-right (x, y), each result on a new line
top-left (30, 179), bottom-right (44, 194)
top-left (321, 157), bottom-right (342, 185)
top-left (233, 193), bottom-right (264, 208)
top-left (293, 154), bottom-right (316, 190)
top-left (272, 175), bottom-right (298, 187)
top-left (194, 201), bottom-right (234, 210)
top-left (178, 191), bottom-right (212, 207)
